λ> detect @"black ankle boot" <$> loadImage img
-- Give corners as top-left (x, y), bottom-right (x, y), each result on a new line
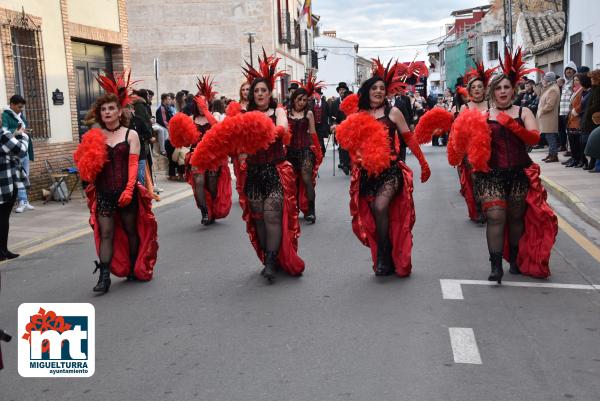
top-left (375, 240), bottom-right (394, 276)
top-left (200, 206), bottom-right (210, 225)
top-left (488, 252), bottom-right (504, 284)
top-left (509, 246), bottom-right (521, 275)
top-left (305, 201), bottom-right (316, 224)
top-left (93, 261), bottom-right (111, 293)
top-left (261, 251), bottom-right (277, 283)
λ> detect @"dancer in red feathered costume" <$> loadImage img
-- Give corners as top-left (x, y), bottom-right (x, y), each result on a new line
top-left (74, 71), bottom-right (158, 294)
top-left (286, 71), bottom-right (324, 223)
top-left (193, 50), bottom-right (304, 283)
top-left (171, 76), bottom-right (232, 225)
top-left (454, 62), bottom-right (498, 224)
top-left (336, 60), bottom-right (431, 277)
top-left (452, 47), bottom-right (557, 283)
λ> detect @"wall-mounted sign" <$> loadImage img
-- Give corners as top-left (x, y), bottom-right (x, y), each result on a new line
top-left (52, 89), bottom-right (64, 105)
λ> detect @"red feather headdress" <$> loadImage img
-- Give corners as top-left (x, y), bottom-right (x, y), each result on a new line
top-left (196, 75), bottom-right (217, 102)
top-left (291, 70), bottom-right (325, 99)
top-left (371, 58), bottom-right (407, 96)
top-left (96, 70), bottom-right (140, 107)
top-left (499, 47), bottom-right (542, 86)
top-left (242, 48), bottom-right (286, 90)
top-left (466, 62), bottom-right (498, 87)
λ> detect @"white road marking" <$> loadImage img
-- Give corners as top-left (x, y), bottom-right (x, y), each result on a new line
top-left (449, 327), bottom-right (482, 364)
top-left (440, 279), bottom-right (600, 300)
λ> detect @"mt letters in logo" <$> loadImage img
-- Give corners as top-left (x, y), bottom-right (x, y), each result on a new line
top-left (18, 303), bottom-right (95, 377)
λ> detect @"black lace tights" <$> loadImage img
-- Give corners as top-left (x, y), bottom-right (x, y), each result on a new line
top-left (300, 157), bottom-right (315, 202)
top-left (193, 172), bottom-right (218, 209)
top-left (370, 175), bottom-right (401, 243)
top-left (485, 200), bottom-right (527, 254)
top-left (98, 206), bottom-right (139, 265)
top-left (249, 195), bottom-right (283, 253)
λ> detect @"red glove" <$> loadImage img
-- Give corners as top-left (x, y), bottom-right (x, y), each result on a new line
top-left (401, 131), bottom-right (431, 183)
top-left (118, 154), bottom-right (139, 207)
top-left (496, 112), bottom-right (540, 145)
top-left (196, 96), bottom-right (219, 127)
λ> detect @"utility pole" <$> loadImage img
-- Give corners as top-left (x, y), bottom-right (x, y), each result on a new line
top-left (244, 32), bottom-right (256, 67)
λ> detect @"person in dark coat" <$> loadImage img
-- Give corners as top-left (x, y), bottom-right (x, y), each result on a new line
top-left (331, 82), bottom-right (351, 174)
top-left (312, 87), bottom-right (330, 156)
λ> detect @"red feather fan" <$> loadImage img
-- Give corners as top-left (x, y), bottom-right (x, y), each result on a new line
top-left (191, 111), bottom-right (277, 172)
top-left (226, 101), bottom-right (242, 117)
top-left (340, 93), bottom-right (359, 116)
top-left (336, 112), bottom-right (391, 176)
top-left (371, 58), bottom-right (407, 96)
top-left (446, 125), bottom-right (464, 166)
top-left (499, 47), bottom-right (544, 86)
top-left (196, 75), bottom-right (217, 102)
top-left (415, 108), bottom-right (453, 144)
top-left (456, 86), bottom-right (469, 99)
top-left (242, 48), bottom-right (286, 90)
top-left (96, 70), bottom-right (140, 107)
top-left (74, 128), bottom-right (108, 182)
top-left (453, 109), bottom-right (491, 172)
top-left (169, 112), bottom-right (199, 147)
top-left (292, 70), bottom-right (325, 99)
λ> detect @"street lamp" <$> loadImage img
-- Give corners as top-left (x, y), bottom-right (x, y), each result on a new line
top-left (243, 32), bottom-right (256, 67)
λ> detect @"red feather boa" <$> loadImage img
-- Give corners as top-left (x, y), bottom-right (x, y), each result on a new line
top-left (415, 108), bottom-right (453, 144)
top-left (169, 112), bottom-right (199, 147)
top-left (453, 109), bottom-right (491, 172)
top-left (336, 111), bottom-right (391, 176)
top-left (226, 101), bottom-right (242, 117)
top-left (340, 94), bottom-right (359, 116)
top-left (191, 111), bottom-right (276, 172)
top-left (446, 124), bottom-right (464, 166)
top-left (74, 128), bottom-right (108, 182)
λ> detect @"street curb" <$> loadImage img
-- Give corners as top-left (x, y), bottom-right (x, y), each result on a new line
top-left (10, 186), bottom-right (193, 255)
top-left (541, 174), bottom-right (600, 231)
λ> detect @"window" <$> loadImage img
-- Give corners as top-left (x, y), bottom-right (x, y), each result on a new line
top-left (310, 49), bottom-right (318, 69)
top-left (289, 20), bottom-right (299, 49)
top-left (11, 26), bottom-right (50, 139)
top-left (277, 0), bottom-right (291, 45)
top-left (299, 30), bottom-right (308, 56)
top-left (487, 41), bottom-right (498, 61)
top-left (570, 33), bottom-right (583, 67)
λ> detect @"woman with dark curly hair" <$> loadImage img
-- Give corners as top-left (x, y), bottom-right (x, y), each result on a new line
top-left (336, 60), bottom-right (430, 277)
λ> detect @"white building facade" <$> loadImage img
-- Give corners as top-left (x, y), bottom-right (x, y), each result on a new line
top-left (565, 0), bottom-right (600, 70)
top-left (314, 33), bottom-right (358, 98)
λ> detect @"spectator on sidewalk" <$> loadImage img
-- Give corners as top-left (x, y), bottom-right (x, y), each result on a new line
top-left (559, 62), bottom-right (578, 153)
top-left (2, 95), bottom-right (34, 213)
top-left (156, 93), bottom-right (177, 180)
top-left (132, 89), bottom-right (153, 185)
top-left (0, 112), bottom-right (29, 259)
top-left (313, 88), bottom-right (330, 156)
top-left (583, 69), bottom-right (600, 172)
top-left (537, 72), bottom-right (561, 163)
top-left (565, 72), bottom-right (592, 168)
top-left (211, 99), bottom-right (226, 122)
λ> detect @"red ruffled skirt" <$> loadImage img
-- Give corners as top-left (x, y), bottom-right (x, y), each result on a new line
top-left (349, 160), bottom-right (416, 276)
top-left (86, 183), bottom-right (158, 281)
top-left (186, 156), bottom-right (232, 220)
top-left (502, 163), bottom-right (558, 278)
top-left (237, 161), bottom-right (305, 275)
top-left (458, 160), bottom-right (479, 221)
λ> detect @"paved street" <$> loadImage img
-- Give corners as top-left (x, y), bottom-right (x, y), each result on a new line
top-left (1, 147), bottom-right (600, 401)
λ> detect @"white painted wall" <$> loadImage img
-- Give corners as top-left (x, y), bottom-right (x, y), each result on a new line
top-left (565, 0), bottom-right (600, 69)
top-left (0, 1), bottom-right (72, 143)
top-left (68, 0), bottom-right (120, 32)
top-left (482, 33), bottom-right (502, 72)
top-left (314, 35), bottom-right (357, 99)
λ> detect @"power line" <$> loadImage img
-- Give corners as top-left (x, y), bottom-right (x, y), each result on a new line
top-left (315, 43), bottom-right (429, 49)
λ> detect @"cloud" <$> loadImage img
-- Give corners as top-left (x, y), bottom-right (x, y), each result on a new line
top-left (314, 0), bottom-right (489, 62)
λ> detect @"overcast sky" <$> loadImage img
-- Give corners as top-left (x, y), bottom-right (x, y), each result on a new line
top-left (313, 0), bottom-right (491, 62)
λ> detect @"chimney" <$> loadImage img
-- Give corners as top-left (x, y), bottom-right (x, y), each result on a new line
top-left (323, 30), bottom-right (337, 38)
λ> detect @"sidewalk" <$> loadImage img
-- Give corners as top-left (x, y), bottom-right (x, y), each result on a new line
top-left (530, 148), bottom-right (600, 230)
top-left (8, 171), bottom-right (192, 254)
